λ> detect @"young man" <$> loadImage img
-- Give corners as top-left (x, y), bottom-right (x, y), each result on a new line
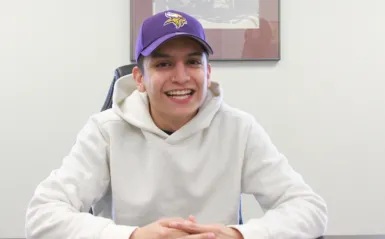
top-left (25, 10), bottom-right (328, 239)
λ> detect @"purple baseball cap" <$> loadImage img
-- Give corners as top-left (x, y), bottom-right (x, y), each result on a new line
top-left (135, 10), bottom-right (214, 62)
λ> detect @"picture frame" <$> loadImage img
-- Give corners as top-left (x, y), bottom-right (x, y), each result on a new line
top-left (130, 0), bottom-right (280, 61)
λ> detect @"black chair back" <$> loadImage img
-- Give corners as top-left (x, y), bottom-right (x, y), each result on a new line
top-left (101, 64), bottom-right (137, 111)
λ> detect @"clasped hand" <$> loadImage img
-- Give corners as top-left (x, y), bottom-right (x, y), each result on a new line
top-left (130, 216), bottom-right (243, 239)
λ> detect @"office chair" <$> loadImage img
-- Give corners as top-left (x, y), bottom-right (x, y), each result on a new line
top-left (100, 64), bottom-right (137, 111)
top-left (94, 64), bottom-right (244, 225)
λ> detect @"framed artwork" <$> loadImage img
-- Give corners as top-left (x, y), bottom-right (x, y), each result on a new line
top-left (130, 0), bottom-right (280, 61)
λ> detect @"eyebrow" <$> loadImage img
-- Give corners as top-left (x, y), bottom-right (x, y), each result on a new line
top-left (150, 51), bottom-right (204, 58)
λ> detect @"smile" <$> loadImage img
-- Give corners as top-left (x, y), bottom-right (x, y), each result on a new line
top-left (165, 89), bottom-right (195, 103)
top-left (165, 89), bottom-right (195, 97)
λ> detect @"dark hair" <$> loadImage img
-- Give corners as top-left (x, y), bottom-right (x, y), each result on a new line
top-left (137, 56), bottom-right (145, 74)
top-left (136, 50), bottom-right (209, 75)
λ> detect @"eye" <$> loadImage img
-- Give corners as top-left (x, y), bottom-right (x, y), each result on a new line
top-left (155, 62), bottom-right (171, 68)
top-left (187, 59), bottom-right (202, 65)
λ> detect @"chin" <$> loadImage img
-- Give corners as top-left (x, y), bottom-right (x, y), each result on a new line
top-left (173, 106), bottom-right (199, 119)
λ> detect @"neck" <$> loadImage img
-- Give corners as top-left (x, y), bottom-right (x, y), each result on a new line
top-left (150, 108), bottom-right (198, 132)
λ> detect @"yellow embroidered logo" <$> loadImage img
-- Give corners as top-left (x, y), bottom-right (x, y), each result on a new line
top-left (163, 12), bottom-right (187, 29)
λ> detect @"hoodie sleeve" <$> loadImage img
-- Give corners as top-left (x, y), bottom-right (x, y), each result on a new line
top-left (229, 118), bottom-right (328, 239)
top-left (25, 116), bottom-right (137, 239)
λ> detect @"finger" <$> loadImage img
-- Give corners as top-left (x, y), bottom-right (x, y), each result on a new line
top-left (158, 217), bottom-right (186, 225)
top-left (188, 215), bottom-right (197, 223)
top-left (177, 232), bottom-right (216, 239)
top-left (165, 228), bottom-right (191, 238)
top-left (168, 221), bottom-right (215, 234)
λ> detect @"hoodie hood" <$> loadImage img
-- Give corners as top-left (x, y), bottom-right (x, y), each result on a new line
top-left (111, 74), bottom-right (223, 143)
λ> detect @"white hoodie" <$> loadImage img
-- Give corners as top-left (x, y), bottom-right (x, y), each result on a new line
top-left (25, 74), bottom-right (328, 239)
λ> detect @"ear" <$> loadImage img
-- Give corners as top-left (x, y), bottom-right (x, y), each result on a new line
top-left (132, 66), bottom-right (146, 92)
top-left (206, 63), bottom-right (212, 88)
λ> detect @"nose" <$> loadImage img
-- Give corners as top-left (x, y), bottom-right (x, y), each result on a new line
top-left (172, 61), bottom-right (190, 83)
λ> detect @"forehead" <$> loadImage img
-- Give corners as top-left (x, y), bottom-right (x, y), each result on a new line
top-left (152, 36), bottom-right (205, 56)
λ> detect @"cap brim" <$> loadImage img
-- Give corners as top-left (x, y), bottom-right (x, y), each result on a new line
top-left (140, 32), bottom-right (214, 57)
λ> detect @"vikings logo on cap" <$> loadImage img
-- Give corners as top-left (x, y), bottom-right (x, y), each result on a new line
top-left (163, 12), bottom-right (187, 29)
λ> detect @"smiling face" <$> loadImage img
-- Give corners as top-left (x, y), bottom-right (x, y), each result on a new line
top-left (132, 36), bottom-right (212, 131)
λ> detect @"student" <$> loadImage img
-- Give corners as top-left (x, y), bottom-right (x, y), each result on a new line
top-left (25, 9), bottom-right (328, 239)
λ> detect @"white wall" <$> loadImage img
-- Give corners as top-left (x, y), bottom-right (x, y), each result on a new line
top-left (0, 0), bottom-right (384, 237)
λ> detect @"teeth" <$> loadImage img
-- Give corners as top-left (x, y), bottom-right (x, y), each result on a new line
top-left (170, 95), bottom-right (190, 100)
top-left (166, 89), bottom-right (193, 96)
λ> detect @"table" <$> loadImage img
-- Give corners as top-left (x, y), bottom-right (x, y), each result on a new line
top-left (319, 236), bottom-right (385, 239)
top-left (9, 235), bottom-right (385, 239)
